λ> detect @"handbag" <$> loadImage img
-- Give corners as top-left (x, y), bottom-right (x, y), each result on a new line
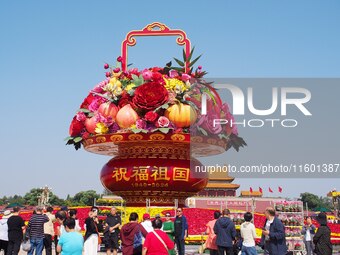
top-left (22, 239), bottom-right (31, 252)
top-left (94, 221), bottom-right (102, 245)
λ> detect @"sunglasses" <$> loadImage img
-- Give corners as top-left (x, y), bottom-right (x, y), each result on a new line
top-left (176, 210), bottom-right (182, 212)
top-left (166, 215), bottom-right (171, 217)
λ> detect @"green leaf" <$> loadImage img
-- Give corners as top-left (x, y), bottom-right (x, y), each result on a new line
top-left (88, 112), bottom-right (95, 117)
top-left (131, 74), bottom-right (145, 86)
top-left (182, 49), bottom-right (187, 62)
top-left (127, 63), bottom-right (133, 67)
top-left (171, 67), bottom-right (184, 72)
top-left (161, 103), bottom-right (169, 109)
top-left (218, 133), bottom-right (229, 140)
top-left (188, 46), bottom-right (195, 62)
top-left (73, 137), bottom-right (83, 143)
top-left (131, 128), bottom-right (142, 134)
top-left (131, 74), bottom-right (139, 81)
top-left (131, 128), bottom-right (148, 134)
top-left (78, 108), bottom-right (91, 113)
top-left (64, 136), bottom-right (73, 141)
top-left (174, 58), bottom-right (185, 67)
top-left (158, 128), bottom-right (170, 134)
top-left (197, 127), bottom-right (208, 136)
top-left (128, 90), bottom-right (135, 96)
top-left (166, 61), bottom-right (172, 67)
top-left (92, 92), bottom-right (115, 103)
top-left (189, 54), bottom-right (202, 67)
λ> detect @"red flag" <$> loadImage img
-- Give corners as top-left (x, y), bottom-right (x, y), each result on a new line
top-left (249, 187), bottom-right (253, 193)
top-left (269, 187), bottom-right (273, 193)
top-left (278, 186), bottom-right (283, 193)
top-left (259, 187), bottom-right (263, 193)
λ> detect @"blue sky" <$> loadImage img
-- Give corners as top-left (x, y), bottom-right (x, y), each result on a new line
top-left (0, 1), bottom-right (339, 199)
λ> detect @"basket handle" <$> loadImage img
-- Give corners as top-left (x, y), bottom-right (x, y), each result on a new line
top-left (121, 22), bottom-right (191, 73)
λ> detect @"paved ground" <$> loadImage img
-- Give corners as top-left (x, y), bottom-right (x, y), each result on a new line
top-left (16, 245), bottom-right (202, 255)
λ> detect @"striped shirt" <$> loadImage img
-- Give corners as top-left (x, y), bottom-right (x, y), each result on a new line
top-left (29, 214), bottom-right (49, 239)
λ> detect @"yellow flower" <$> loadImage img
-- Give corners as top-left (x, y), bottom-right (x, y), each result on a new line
top-left (109, 77), bottom-right (122, 87)
top-left (95, 123), bottom-right (109, 134)
top-left (164, 78), bottom-right (188, 94)
top-left (125, 83), bottom-right (136, 92)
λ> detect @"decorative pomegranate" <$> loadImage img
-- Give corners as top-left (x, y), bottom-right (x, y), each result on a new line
top-left (84, 116), bottom-right (97, 134)
top-left (165, 103), bottom-right (197, 128)
top-left (115, 104), bottom-right (139, 128)
top-left (98, 102), bottom-right (119, 120)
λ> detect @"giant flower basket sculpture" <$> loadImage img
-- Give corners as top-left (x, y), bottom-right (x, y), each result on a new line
top-left (66, 22), bottom-right (246, 206)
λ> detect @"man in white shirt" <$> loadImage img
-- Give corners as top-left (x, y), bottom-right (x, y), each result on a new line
top-left (141, 213), bottom-right (153, 233)
top-left (240, 212), bottom-right (257, 255)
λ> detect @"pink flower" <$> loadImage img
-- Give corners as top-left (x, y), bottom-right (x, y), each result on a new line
top-left (76, 112), bottom-right (86, 122)
top-left (181, 73), bottom-right (191, 82)
top-left (136, 119), bottom-right (147, 129)
top-left (197, 113), bottom-right (222, 134)
top-left (169, 70), bottom-right (179, 78)
top-left (117, 56), bottom-right (122, 62)
top-left (91, 81), bottom-right (105, 93)
top-left (95, 113), bottom-right (113, 127)
top-left (142, 69), bottom-right (153, 80)
top-left (157, 116), bottom-right (170, 128)
top-left (88, 98), bottom-right (101, 112)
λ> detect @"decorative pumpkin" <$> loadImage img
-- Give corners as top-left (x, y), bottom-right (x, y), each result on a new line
top-left (165, 103), bottom-right (197, 128)
top-left (85, 116), bottom-right (97, 134)
top-left (115, 104), bottom-right (139, 128)
top-left (98, 102), bottom-right (119, 120)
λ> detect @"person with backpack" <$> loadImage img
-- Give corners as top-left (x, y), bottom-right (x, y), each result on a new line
top-left (213, 209), bottom-right (236, 255)
top-left (121, 212), bottom-right (148, 255)
top-left (142, 219), bottom-right (174, 255)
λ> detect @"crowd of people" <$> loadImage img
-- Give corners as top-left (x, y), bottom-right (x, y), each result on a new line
top-left (0, 205), bottom-right (334, 255)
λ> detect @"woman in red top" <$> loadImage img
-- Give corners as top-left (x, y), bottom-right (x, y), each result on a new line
top-left (142, 219), bottom-right (175, 255)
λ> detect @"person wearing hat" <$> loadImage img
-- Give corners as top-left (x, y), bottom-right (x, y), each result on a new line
top-left (0, 210), bottom-right (11, 254)
top-left (141, 213), bottom-right (153, 233)
top-left (313, 213), bottom-right (333, 255)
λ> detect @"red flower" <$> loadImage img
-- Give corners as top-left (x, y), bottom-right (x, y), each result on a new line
top-left (69, 116), bottom-right (84, 136)
top-left (118, 91), bottom-right (132, 108)
top-left (152, 72), bottom-right (163, 82)
top-left (151, 67), bottom-right (163, 72)
top-left (132, 82), bottom-right (169, 111)
top-left (80, 93), bottom-right (96, 109)
top-left (144, 111), bottom-right (159, 123)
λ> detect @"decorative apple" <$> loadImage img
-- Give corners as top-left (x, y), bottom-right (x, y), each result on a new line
top-left (98, 102), bottom-right (119, 120)
top-left (165, 103), bottom-right (197, 128)
top-left (115, 104), bottom-right (139, 128)
top-left (84, 116), bottom-right (97, 134)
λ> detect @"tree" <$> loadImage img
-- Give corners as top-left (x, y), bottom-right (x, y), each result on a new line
top-left (71, 190), bottom-right (100, 206)
top-left (23, 188), bottom-right (64, 206)
top-left (299, 192), bottom-right (333, 211)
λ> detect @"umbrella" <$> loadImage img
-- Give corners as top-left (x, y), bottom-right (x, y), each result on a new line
top-left (313, 207), bottom-right (332, 212)
top-left (5, 202), bottom-right (24, 208)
